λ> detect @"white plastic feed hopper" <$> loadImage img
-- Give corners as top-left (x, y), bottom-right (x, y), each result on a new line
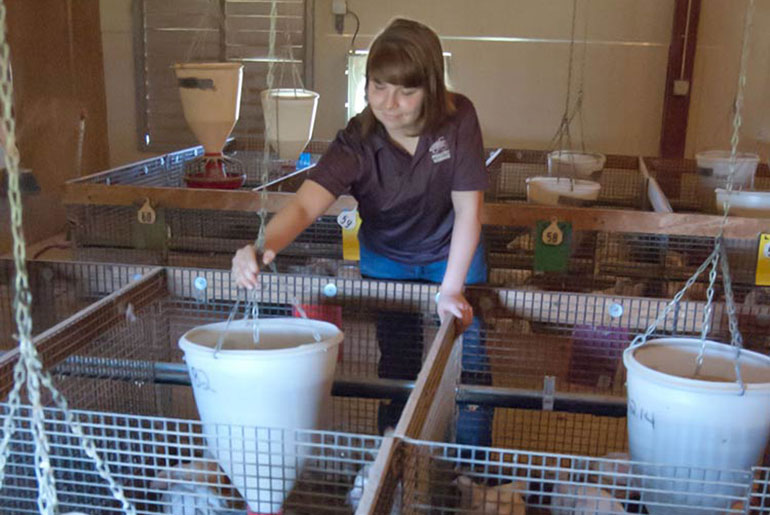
top-left (624, 338), bottom-right (770, 515)
top-left (179, 318), bottom-right (343, 513)
top-left (261, 88), bottom-right (319, 161)
top-left (174, 63), bottom-right (244, 156)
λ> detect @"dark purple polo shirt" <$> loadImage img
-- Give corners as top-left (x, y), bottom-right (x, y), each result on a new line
top-left (307, 94), bottom-right (488, 264)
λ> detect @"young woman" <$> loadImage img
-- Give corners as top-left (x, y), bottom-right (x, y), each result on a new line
top-left (232, 18), bottom-right (491, 446)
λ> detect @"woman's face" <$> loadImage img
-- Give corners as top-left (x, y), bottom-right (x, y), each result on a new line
top-left (366, 79), bottom-right (425, 136)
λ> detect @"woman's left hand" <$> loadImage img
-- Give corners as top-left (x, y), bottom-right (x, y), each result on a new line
top-left (437, 291), bottom-right (474, 333)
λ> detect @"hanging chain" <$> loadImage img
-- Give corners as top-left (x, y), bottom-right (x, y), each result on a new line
top-left (632, 1), bottom-right (755, 394)
top-left (630, 247), bottom-right (718, 349)
top-left (550, 0), bottom-right (578, 155)
top-left (0, 2), bottom-right (136, 512)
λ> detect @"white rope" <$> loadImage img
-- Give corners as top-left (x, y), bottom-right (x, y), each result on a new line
top-left (0, 1), bottom-right (136, 511)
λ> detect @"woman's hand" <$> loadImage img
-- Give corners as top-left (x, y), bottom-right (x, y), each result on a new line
top-left (437, 290), bottom-right (474, 333)
top-left (231, 244), bottom-right (275, 290)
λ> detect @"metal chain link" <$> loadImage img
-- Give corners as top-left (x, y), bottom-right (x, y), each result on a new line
top-left (0, 2), bottom-right (136, 512)
top-left (630, 247), bottom-right (718, 349)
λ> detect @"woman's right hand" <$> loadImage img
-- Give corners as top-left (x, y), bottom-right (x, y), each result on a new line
top-left (231, 244), bottom-right (275, 289)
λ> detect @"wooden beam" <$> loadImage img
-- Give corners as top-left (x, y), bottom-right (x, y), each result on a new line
top-left (482, 202), bottom-right (769, 240)
top-left (660, 0), bottom-right (701, 157)
top-left (64, 181), bottom-right (770, 240)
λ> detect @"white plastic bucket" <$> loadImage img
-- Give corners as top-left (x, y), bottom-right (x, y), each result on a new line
top-left (179, 318), bottom-right (342, 513)
top-left (695, 150), bottom-right (759, 190)
top-left (547, 150), bottom-right (606, 179)
top-left (624, 338), bottom-right (770, 514)
top-left (261, 88), bottom-right (319, 161)
top-left (174, 63), bottom-right (244, 155)
top-left (526, 176), bottom-right (601, 206)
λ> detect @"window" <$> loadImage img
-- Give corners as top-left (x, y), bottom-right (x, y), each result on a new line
top-left (135, 0), bottom-right (313, 151)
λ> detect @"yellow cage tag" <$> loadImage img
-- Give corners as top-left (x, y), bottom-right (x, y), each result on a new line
top-left (338, 209), bottom-right (362, 261)
top-left (755, 234), bottom-right (770, 286)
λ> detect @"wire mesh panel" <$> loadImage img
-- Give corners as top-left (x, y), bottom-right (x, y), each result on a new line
top-left (462, 285), bottom-right (770, 398)
top-left (0, 260), bottom-right (150, 352)
top-left (389, 439), bottom-right (754, 514)
top-left (484, 224), bottom-right (763, 301)
top-left (486, 149), bottom-right (647, 209)
top-left (0, 404), bottom-right (383, 514)
top-left (69, 140), bottom-right (327, 190)
top-left (0, 265), bottom-right (456, 512)
top-left (643, 156), bottom-right (770, 214)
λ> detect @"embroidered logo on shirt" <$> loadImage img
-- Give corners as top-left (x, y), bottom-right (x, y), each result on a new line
top-left (429, 136), bottom-right (451, 163)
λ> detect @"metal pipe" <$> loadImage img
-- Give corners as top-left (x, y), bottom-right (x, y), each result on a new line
top-left (55, 357), bottom-right (628, 415)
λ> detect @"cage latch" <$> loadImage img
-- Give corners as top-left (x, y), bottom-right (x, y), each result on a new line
top-left (542, 375), bottom-right (556, 411)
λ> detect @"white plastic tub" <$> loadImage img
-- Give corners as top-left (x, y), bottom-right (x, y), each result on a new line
top-left (624, 338), bottom-right (770, 514)
top-left (179, 318), bottom-right (342, 514)
top-left (526, 177), bottom-right (601, 206)
top-left (174, 63), bottom-right (244, 155)
top-left (261, 88), bottom-right (320, 161)
top-left (696, 150), bottom-right (759, 189)
top-left (715, 188), bottom-right (770, 218)
top-left (547, 150), bottom-right (606, 179)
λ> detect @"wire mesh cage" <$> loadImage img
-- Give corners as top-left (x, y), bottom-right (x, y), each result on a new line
top-left (383, 439), bottom-right (756, 514)
top-left (642, 156), bottom-right (770, 214)
top-left (484, 224), bottom-right (765, 303)
top-left (486, 149), bottom-right (647, 209)
top-left (0, 262), bottom-right (451, 513)
top-left (360, 285), bottom-right (770, 515)
top-left (65, 139), bottom-right (335, 268)
top-left (0, 260), bottom-right (149, 352)
top-left (0, 404), bottom-right (384, 514)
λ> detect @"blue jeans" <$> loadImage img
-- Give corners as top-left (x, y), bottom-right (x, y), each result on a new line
top-left (361, 243), bottom-right (492, 447)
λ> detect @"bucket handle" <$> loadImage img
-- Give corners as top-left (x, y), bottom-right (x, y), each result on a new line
top-left (629, 241), bottom-right (746, 395)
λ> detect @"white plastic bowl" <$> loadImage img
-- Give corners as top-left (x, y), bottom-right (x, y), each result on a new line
top-left (547, 150), bottom-right (606, 178)
top-left (715, 188), bottom-right (770, 218)
top-left (526, 176), bottom-right (601, 206)
top-left (624, 338), bottom-right (770, 514)
top-left (179, 317), bottom-right (342, 513)
top-left (695, 150), bottom-right (759, 189)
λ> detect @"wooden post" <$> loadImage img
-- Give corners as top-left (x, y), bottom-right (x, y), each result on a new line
top-left (659, 0), bottom-right (702, 157)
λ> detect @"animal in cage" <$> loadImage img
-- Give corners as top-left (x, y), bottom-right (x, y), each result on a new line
top-left (347, 430), bottom-right (402, 514)
top-left (455, 474), bottom-right (527, 514)
top-left (549, 477), bottom-right (626, 514)
top-left (347, 462), bottom-right (402, 514)
top-left (150, 455), bottom-right (243, 514)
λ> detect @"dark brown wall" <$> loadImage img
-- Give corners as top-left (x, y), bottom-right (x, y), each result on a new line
top-left (1, 0), bottom-right (109, 254)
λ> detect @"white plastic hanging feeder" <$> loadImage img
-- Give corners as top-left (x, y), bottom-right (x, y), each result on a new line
top-left (715, 188), bottom-right (770, 218)
top-left (179, 318), bottom-right (342, 514)
top-left (261, 88), bottom-right (319, 161)
top-left (526, 176), bottom-right (601, 206)
top-left (174, 62), bottom-right (246, 189)
top-left (696, 150), bottom-right (759, 190)
top-left (624, 338), bottom-right (770, 514)
top-left (547, 150), bottom-right (606, 179)
top-left (174, 63), bottom-right (244, 155)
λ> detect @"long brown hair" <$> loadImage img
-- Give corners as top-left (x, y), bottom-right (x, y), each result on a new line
top-left (358, 18), bottom-right (455, 137)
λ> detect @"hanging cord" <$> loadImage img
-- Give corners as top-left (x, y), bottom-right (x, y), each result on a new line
top-left (0, 2), bottom-right (136, 513)
top-left (577, 0), bottom-right (589, 153)
top-left (184, 0), bottom-right (220, 63)
top-left (346, 7), bottom-right (361, 53)
top-left (550, 0), bottom-right (579, 156)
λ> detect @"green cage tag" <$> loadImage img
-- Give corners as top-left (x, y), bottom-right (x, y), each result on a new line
top-left (534, 218), bottom-right (571, 272)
